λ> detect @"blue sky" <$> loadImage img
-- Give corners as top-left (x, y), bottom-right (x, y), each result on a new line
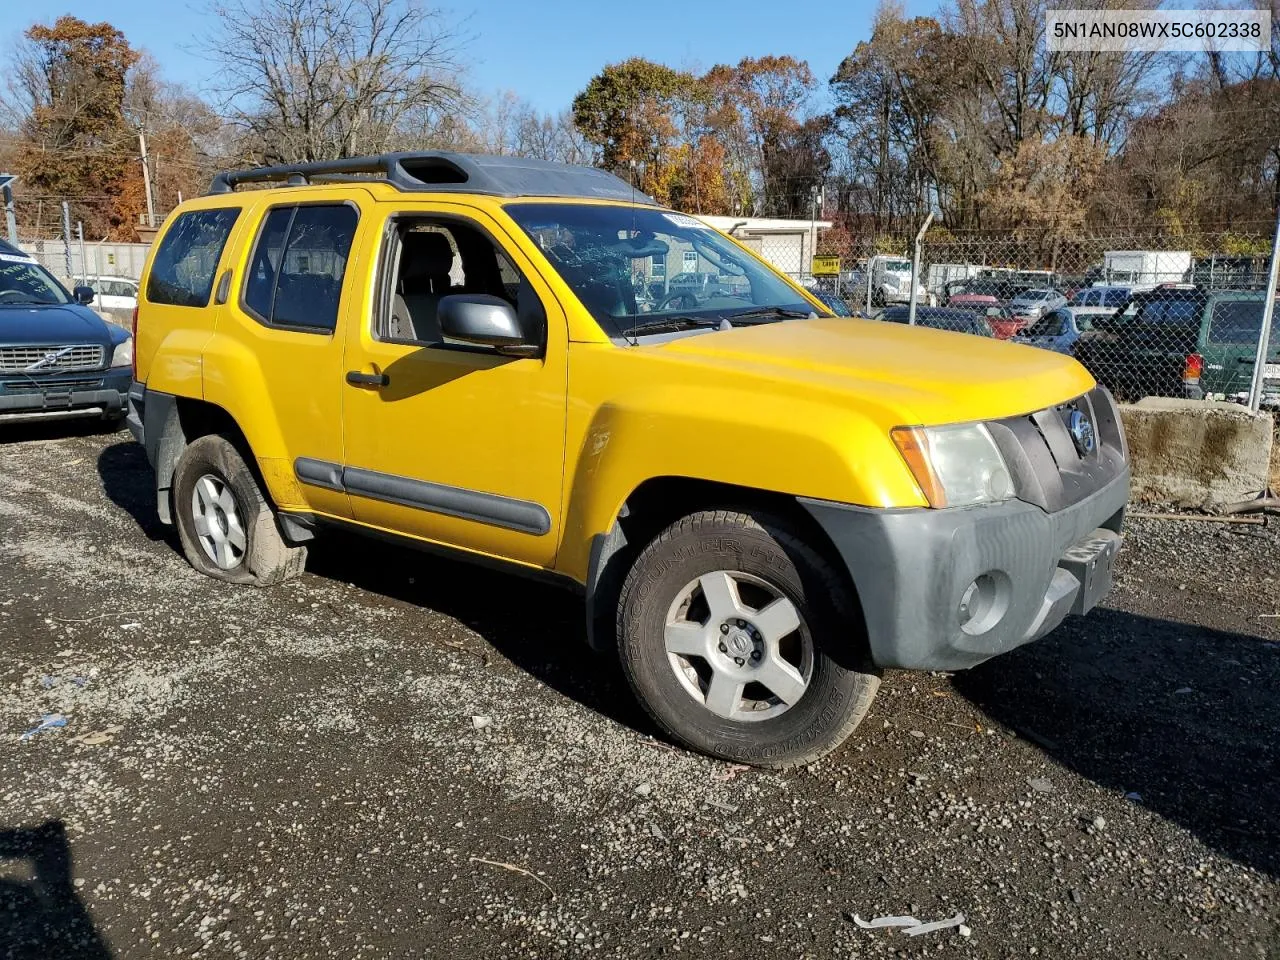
top-left (12, 0), bottom-right (931, 112)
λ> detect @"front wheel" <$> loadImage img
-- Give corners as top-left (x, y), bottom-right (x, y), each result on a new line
top-left (172, 433), bottom-right (306, 586)
top-left (617, 509), bottom-right (880, 768)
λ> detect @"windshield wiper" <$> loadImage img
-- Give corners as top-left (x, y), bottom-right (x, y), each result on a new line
top-left (0, 298), bottom-right (55, 306)
top-left (725, 306), bottom-right (814, 323)
top-left (628, 316), bottom-right (729, 335)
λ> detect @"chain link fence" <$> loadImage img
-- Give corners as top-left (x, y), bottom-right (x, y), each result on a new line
top-left (17, 236), bottom-right (150, 284)
top-left (752, 227), bottom-right (1279, 411)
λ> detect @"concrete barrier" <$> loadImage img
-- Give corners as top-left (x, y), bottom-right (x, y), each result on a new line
top-left (1119, 398), bottom-right (1274, 508)
top-left (1272, 423), bottom-right (1280, 494)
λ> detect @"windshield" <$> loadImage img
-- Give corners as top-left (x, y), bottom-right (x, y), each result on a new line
top-left (0, 253), bottom-right (71, 305)
top-left (881, 259), bottom-right (911, 273)
top-left (505, 203), bottom-right (820, 337)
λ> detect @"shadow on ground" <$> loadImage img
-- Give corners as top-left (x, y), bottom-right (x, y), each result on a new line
top-left (95, 441), bottom-right (175, 544)
top-left (94, 441), bottom-right (646, 732)
top-left (955, 607), bottom-right (1280, 876)
top-left (305, 530), bottom-right (653, 738)
top-left (0, 820), bottom-right (112, 960)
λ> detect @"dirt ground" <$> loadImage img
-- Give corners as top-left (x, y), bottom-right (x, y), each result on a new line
top-left (1, 424), bottom-right (1278, 959)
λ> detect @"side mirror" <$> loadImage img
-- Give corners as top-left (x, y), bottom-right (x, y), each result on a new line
top-left (438, 294), bottom-right (537, 357)
top-left (74, 285), bottom-right (95, 305)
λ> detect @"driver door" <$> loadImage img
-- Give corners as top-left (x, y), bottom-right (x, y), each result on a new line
top-left (340, 202), bottom-right (568, 568)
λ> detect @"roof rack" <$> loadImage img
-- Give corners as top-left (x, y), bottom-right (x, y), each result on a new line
top-left (207, 151), bottom-right (657, 205)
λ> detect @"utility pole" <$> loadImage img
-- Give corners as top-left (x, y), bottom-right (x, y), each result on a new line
top-left (138, 129), bottom-right (156, 228)
top-left (77, 222), bottom-right (86, 281)
top-left (0, 174), bottom-right (17, 244)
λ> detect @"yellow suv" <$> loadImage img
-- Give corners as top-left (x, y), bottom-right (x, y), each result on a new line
top-left (128, 152), bottom-right (1129, 767)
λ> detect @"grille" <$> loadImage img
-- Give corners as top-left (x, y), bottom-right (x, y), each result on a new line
top-left (1, 378), bottom-right (103, 395)
top-left (0, 345), bottom-right (106, 374)
top-left (989, 387), bottom-right (1128, 513)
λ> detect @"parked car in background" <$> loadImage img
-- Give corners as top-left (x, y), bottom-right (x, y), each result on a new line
top-left (1009, 288), bottom-right (1067, 319)
top-left (805, 286), bottom-right (853, 316)
top-left (1066, 285), bottom-right (1133, 324)
top-left (1014, 307), bottom-right (1091, 355)
top-left (1073, 287), bottom-right (1279, 403)
top-left (947, 292), bottom-right (999, 309)
top-left (73, 275), bottom-right (139, 317)
top-left (0, 239), bottom-right (132, 426)
top-left (879, 306), bottom-right (995, 337)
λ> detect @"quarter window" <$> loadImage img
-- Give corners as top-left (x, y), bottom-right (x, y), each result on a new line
top-left (243, 204), bottom-right (359, 333)
top-left (146, 208), bottom-right (241, 307)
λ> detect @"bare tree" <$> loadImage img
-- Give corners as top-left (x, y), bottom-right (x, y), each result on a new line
top-left (208, 0), bottom-right (469, 162)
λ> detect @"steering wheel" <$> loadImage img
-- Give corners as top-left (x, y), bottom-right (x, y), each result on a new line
top-left (657, 291), bottom-right (698, 311)
top-left (0, 289), bottom-right (35, 302)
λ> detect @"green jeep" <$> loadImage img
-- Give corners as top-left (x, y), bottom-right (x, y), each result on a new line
top-left (1074, 288), bottom-right (1279, 404)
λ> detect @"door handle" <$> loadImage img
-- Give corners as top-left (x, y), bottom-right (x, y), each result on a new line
top-left (346, 370), bottom-right (389, 387)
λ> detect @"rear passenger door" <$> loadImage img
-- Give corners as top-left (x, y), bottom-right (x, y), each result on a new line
top-left (204, 198), bottom-right (365, 521)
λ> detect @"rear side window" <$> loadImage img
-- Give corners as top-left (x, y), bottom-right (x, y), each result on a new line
top-left (242, 204), bottom-right (359, 333)
top-left (1102, 288), bottom-right (1130, 307)
top-left (1133, 297), bottom-right (1202, 325)
top-left (1207, 300), bottom-right (1269, 345)
top-left (147, 208), bottom-right (240, 307)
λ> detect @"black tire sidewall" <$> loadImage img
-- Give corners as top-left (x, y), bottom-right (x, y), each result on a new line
top-left (172, 435), bottom-right (264, 585)
top-left (620, 514), bottom-right (874, 766)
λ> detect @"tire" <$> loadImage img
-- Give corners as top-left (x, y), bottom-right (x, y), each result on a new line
top-left (618, 509), bottom-right (880, 769)
top-left (171, 433), bottom-right (306, 586)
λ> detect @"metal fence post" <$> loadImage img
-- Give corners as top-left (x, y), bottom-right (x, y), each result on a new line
top-left (1246, 205), bottom-right (1280, 413)
top-left (1, 177), bottom-right (16, 245)
top-left (908, 212), bottom-right (934, 325)
top-left (60, 201), bottom-right (72, 279)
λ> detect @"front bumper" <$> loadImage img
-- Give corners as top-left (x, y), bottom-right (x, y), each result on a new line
top-left (801, 465), bottom-right (1129, 672)
top-left (0, 368), bottom-right (130, 423)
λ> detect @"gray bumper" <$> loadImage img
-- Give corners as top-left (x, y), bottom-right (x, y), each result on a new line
top-left (800, 469), bottom-right (1129, 671)
top-left (0, 369), bottom-right (129, 422)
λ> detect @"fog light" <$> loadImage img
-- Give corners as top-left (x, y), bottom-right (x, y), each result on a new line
top-left (958, 572), bottom-right (1010, 636)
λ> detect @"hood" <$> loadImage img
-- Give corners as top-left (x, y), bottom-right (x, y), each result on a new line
top-left (655, 317), bottom-right (1095, 425)
top-left (0, 304), bottom-right (113, 346)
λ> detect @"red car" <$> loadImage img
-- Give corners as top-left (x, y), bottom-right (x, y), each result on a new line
top-left (947, 294), bottom-right (1023, 339)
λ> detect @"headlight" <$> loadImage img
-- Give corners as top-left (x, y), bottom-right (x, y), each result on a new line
top-left (111, 337), bottom-right (133, 368)
top-left (891, 423), bottom-right (1014, 508)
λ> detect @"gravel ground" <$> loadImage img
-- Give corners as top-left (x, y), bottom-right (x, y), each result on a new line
top-left (1, 424), bottom-right (1278, 959)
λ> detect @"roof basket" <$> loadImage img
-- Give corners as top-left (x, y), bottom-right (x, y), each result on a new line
top-left (206, 151), bottom-right (657, 205)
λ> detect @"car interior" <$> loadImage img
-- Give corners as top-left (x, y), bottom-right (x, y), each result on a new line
top-left (382, 221), bottom-right (544, 348)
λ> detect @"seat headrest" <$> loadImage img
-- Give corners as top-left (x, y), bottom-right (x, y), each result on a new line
top-left (401, 231), bottom-right (454, 286)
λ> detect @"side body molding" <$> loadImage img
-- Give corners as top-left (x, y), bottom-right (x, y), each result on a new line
top-left (294, 459), bottom-right (552, 536)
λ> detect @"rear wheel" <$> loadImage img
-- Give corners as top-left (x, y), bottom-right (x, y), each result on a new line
top-left (172, 433), bottom-right (306, 586)
top-left (618, 509), bottom-right (880, 768)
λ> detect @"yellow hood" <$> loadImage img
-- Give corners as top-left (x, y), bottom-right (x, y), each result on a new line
top-left (655, 317), bottom-right (1095, 425)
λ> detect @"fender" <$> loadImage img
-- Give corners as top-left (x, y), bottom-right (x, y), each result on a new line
top-left (558, 381), bottom-right (925, 588)
top-left (199, 331), bottom-right (309, 511)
